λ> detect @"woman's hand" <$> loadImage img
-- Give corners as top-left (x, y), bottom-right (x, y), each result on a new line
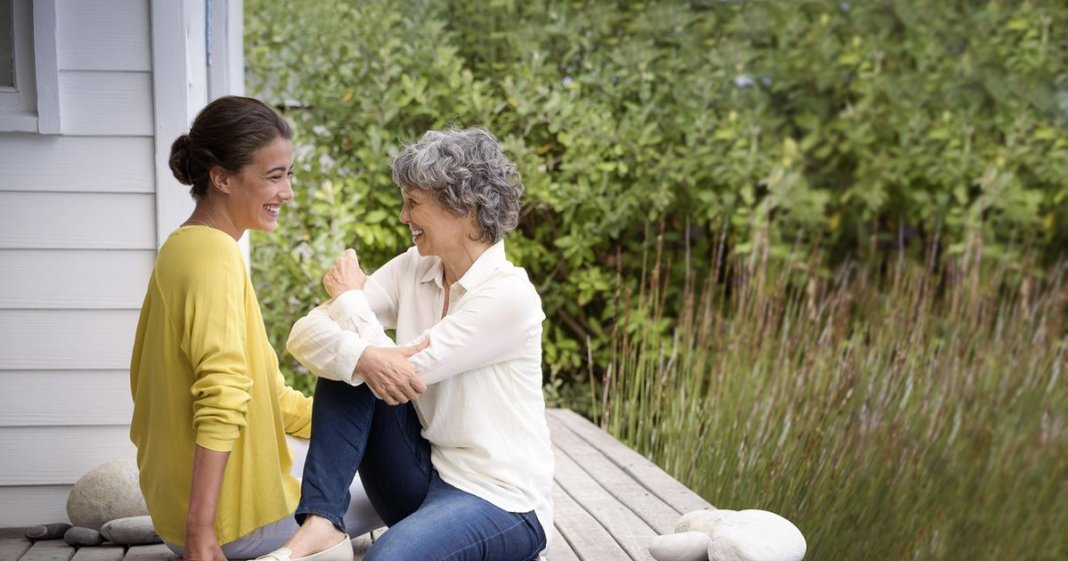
top-left (357, 339), bottom-right (430, 405)
top-left (182, 525), bottom-right (227, 561)
top-left (323, 249), bottom-right (367, 299)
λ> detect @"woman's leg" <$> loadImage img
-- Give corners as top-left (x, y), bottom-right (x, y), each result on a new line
top-left (286, 436), bottom-right (383, 536)
top-left (296, 378), bottom-right (431, 530)
top-left (364, 474), bottom-right (546, 561)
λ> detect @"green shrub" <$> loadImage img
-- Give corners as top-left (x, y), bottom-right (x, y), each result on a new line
top-left (245, 0), bottom-right (1068, 392)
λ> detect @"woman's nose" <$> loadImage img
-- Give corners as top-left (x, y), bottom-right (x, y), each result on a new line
top-left (280, 178), bottom-right (294, 201)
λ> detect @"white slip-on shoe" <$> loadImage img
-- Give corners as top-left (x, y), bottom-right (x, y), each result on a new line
top-left (255, 546), bottom-right (294, 561)
top-left (256, 537), bottom-right (353, 561)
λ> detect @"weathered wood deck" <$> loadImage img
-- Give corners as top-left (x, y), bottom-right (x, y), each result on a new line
top-left (0, 409), bottom-right (712, 561)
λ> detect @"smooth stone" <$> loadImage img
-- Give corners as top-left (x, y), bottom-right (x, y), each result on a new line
top-left (648, 531), bottom-right (711, 561)
top-left (100, 516), bottom-right (161, 545)
top-left (26, 523), bottom-right (73, 540)
top-left (676, 509), bottom-right (736, 537)
top-left (64, 527), bottom-right (104, 547)
top-left (66, 459), bottom-right (149, 530)
top-left (706, 510), bottom-right (806, 561)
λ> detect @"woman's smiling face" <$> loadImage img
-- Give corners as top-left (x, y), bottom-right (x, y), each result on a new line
top-left (222, 136), bottom-right (295, 233)
top-left (399, 187), bottom-right (475, 258)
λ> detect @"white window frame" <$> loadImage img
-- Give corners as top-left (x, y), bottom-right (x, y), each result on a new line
top-left (0, 0), bottom-right (60, 134)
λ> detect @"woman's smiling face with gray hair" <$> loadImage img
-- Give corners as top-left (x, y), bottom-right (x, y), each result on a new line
top-left (391, 127), bottom-right (524, 250)
top-left (399, 186), bottom-right (479, 259)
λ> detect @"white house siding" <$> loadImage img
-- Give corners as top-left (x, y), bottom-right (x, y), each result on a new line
top-left (0, 0), bottom-right (155, 526)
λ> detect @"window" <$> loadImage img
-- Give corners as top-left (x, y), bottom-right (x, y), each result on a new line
top-left (0, 1), bottom-right (13, 88)
top-left (0, 0), bottom-right (59, 134)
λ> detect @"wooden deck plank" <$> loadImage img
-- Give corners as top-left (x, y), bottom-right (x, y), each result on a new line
top-left (17, 540), bottom-right (75, 561)
top-left (120, 545), bottom-right (172, 561)
top-left (548, 409), bottom-right (714, 514)
top-left (0, 537), bottom-right (32, 561)
top-left (547, 415), bottom-right (681, 534)
top-left (545, 528), bottom-right (580, 561)
top-left (552, 444), bottom-right (656, 561)
top-left (2, 409), bottom-right (713, 561)
top-left (69, 547), bottom-right (124, 561)
top-left (551, 488), bottom-right (630, 561)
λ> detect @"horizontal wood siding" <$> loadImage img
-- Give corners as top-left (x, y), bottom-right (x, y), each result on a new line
top-left (0, 136), bottom-right (154, 193)
top-left (56, 0), bottom-right (151, 72)
top-left (0, 486), bottom-right (72, 526)
top-left (0, 0), bottom-right (178, 528)
top-left (0, 250), bottom-right (154, 309)
top-left (0, 192), bottom-right (156, 249)
top-left (0, 426), bottom-right (136, 486)
top-left (0, 310), bottom-right (140, 370)
top-left (58, 71), bottom-right (154, 136)
top-left (0, 371), bottom-right (132, 427)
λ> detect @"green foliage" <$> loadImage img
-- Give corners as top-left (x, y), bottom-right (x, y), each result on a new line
top-left (597, 255), bottom-right (1067, 561)
top-left (245, 0), bottom-right (1068, 391)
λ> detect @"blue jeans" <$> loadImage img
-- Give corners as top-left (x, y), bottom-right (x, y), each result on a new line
top-left (296, 378), bottom-right (546, 561)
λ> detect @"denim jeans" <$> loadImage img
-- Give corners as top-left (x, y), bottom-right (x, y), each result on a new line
top-left (296, 378), bottom-right (547, 561)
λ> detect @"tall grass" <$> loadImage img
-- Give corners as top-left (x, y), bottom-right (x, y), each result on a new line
top-left (593, 244), bottom-right (1066, 560)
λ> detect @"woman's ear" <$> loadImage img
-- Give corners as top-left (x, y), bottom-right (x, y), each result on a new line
top-left (208, 165), bottom-right (233, 195)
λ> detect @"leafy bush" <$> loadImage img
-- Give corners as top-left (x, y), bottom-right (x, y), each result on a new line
top-left (245, 0), bottom-right (1068, 392)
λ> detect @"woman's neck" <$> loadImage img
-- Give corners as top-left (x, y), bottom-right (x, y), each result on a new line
top-left (440, 240), bottom-right (493, 286)
top-left (185, 200), bottom-right (242, 241)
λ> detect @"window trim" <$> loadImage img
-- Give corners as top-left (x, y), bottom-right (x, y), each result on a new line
top-left (0, 0), bottom-right (60, 134)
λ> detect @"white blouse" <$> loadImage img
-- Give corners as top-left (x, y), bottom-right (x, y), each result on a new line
top-left (286, 241), bottom-right (555, 542)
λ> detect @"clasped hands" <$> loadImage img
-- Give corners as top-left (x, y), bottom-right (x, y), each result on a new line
top-left (323, 249), bottom-right (427, 405)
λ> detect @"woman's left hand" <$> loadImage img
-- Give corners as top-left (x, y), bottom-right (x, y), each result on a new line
top-left (323, 249), bottom-right (367, 299)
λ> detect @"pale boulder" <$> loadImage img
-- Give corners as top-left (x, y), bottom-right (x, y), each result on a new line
top-left (706, 510), bottom-right (806, 561)
top-left (66, 460), bottom-right (149, 530)
top-left (675, 509), bottom-right (736, 537)
top-left (648, 531), bottom-right (711, 561)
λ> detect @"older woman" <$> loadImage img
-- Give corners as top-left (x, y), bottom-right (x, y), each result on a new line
top-left (260, 128), bottom-right (553, 561)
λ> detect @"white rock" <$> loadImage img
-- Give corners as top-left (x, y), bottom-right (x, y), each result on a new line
top-left (706, 510), bottom-right (806, 561)
top-left (100, 516), bottom-right (161, 545)
top-left (675, 509), bottom-right (736, 537)
top-left (66, 460), bottom-right (149, 531)
top-left (648, 532), bottom-right (711, 561)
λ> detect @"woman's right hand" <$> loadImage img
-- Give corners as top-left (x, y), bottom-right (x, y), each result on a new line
top-left (323, 249), bottom-right (367, 299)
top-left (183, 525), bottom-right (227, 561)
top-left (357, 340), bottom-right (429, 405)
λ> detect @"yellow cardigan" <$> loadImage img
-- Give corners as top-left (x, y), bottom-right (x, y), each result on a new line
top-left (129, 226), bottom-right (312, 546)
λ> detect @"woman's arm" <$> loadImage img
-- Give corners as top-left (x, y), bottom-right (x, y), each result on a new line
top-left (295, 247), bottom-right (544, 388)
top-left (330, 279), bottom-right (544, 386)
top-left (180, 241), bottom-right (254, 555)
top-left (288, 250), bottom-right (425, 405)
top-left (184, 446), bottom-right (229, 561)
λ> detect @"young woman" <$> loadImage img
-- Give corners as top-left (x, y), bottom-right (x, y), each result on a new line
top-left (129, 96), bottom-right (379, 561)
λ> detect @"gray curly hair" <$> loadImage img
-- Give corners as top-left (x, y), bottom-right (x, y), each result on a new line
top-left (390, 127), bottom-right (523, 244)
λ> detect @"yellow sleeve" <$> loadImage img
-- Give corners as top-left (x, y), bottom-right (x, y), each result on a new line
top-left (276, 370), bottom-right (312, 438)
top-left (182, 243), bottom-right (253, 452)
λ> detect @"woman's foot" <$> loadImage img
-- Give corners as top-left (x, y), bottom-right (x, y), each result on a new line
top-left (284, 515), bottom-right (349, 559)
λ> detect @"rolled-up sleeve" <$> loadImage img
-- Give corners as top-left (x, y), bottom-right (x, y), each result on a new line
top-left (184, 254), bottom-right (253, 452)
top-left (286, 304), bottom-right (370, 384)
top-left (277, 372), bottom-right (313, 438)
